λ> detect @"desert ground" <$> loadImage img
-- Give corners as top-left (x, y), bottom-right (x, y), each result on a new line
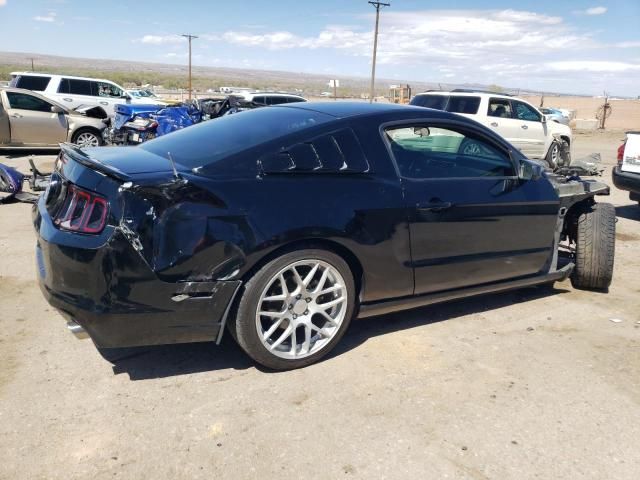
top-left (0, 130), bottom-right (639, 479)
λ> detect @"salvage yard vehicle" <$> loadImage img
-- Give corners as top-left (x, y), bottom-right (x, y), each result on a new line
top-left (10, 72), bottom-right (167, 117)
top-left (612, 131), bottom-right (640, 206)
top-left (33, 102), bottom-right (615, 370)
top-left (411, 90), bottom-right (572, 170)
top-left (540, 107), bottom-right (570, 126)
top-left (0, 87), bottom-right (107, 148)
top-left (233, 91), bottom-right (306, 105)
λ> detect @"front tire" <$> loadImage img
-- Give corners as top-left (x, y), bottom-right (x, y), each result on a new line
top-left (545, 141), bottom-right (561, 170)
top-left (571, 203), bottom-right (615, 290)
top-left (71, 129), bottom-right (102, 148)
top-left (232, 249), bottom-right (356, 370)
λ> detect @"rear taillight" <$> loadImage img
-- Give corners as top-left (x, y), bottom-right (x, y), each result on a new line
top-left (617, 141), bottom-right (626, 165)
top-left (54, 185), bottom-right (109, 234)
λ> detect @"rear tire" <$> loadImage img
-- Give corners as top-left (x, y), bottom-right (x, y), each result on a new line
top-left (570, 203), bottom-right (615, 290)
top-left (232, 249), bottom-right (356, 370)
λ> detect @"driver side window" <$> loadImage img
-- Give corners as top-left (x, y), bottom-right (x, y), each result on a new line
top-left (6, 92), bottom-right (53, 113)
top-left (385, 125), bottom-right (515, 179)
top-left (94, 81), bottom-right (123, 98)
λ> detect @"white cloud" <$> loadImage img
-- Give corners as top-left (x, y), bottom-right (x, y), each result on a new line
top-left (546, 61), bottom-right (640, 73)
top-left (137, 34), bottom-right (185, 45)
top-left (585, 6), bottom-right (607, 15)
top-left (0, 0), bottom-right (6, 6)
top-left (34, 12), bottom-right (57, 22)
top-left (615, 41), bottom-right (640, 48)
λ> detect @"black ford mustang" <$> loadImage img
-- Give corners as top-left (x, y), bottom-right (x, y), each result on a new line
top-left (34, 103), bottom-right (615, 370)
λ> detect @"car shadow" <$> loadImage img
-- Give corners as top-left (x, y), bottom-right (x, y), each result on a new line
top-left (330, 284), bottom-right (570, 360)
top-left (1, 149), bottom-right (59, 159)
top-left (112, 284), bottom-right (568, 380)
top-left (616, 204), bottom-right (640, 221)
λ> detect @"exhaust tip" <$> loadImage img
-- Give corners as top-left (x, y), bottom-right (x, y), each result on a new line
top-left (67, 321), bottom-right (89, 340)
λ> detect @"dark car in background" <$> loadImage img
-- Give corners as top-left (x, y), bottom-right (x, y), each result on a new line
top-left (33, 103), bottom-right (615, 370)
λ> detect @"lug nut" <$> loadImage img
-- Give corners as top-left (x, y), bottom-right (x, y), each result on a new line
top-left (305, 298), bottom-right (311, 303)
top-left (304, 310), bottom-right (309, 315)
top-left (296, 294), bottom-right (302, 300)
top-left (288, 304), bottom-right (293, 310)
top-left (292, 314), bottom-right (297, 319)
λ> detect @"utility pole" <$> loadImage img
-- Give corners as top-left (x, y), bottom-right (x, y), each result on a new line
top-left (368, 1), bottom-right (390, 103)
top-left (28, 57), bottom-right (35, 71)
top-left (181, 34), bottom-right (198, 100)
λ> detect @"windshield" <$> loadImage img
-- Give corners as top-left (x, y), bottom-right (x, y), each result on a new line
top-left (141, 106), bottom-right (333, 169)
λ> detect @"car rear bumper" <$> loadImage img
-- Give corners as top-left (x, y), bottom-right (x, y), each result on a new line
top-left (612, 165), bottom-right (640, 195)
top-left (33, 197), bottom-right (241, 349)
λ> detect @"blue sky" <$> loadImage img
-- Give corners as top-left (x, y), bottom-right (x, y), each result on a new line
top-left (1, 0), bottom-right (639, 96)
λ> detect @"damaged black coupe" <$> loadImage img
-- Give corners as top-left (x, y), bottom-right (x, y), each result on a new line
top-left (33, 103), bottom-right (615, 370)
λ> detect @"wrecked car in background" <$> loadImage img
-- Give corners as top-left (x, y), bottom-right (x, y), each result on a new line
top-left (0, 87), bottom-right (107, 148)
top-left (612, 131), bottom-right (640, 206)
top-left (34, 102), bottom-right (615, 371)
top-left (104, 96), bottom-right (258, 145)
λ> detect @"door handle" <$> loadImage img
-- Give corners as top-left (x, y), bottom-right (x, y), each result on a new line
top-left (99, 101), bottom-right (108, 106)
top-left (521, 125), bottom-right (528, 129)
top-left (490, 122), bottom-right (498, 127)
top-left (10, 113), bottom-right (23, 118)
top-left (63, 98), bottom-right (73, 102)
top-left (417, 201), bottom-right (453, 213)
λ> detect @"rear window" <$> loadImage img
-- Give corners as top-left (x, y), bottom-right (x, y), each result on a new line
top-left (142, 107), bottom-right (333, 169)
top-left (410, 94), bottom-right (448, 110)
top-left (259, 128), bottom-right (370, 174)
top-left (446, 96), bottom-right (481, 114)
top-left (58, 78), bottom-right (93, 96)
top-left (11, 75), bottom-right (51, 91)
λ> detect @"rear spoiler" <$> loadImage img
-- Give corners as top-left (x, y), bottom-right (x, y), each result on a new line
top-left (59, 143), bottom-right (131, 182)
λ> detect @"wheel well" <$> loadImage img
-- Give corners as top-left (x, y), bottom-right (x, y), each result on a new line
top-left (241, 239), bottom-right (364, 299)
top-left (562, 198), bottom-right (594, 242)
top-left (560, 135), bottom-right (571, 147)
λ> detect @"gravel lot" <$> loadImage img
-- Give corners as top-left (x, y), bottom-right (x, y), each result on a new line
top-left (1, 130), bottom-right (639, 480)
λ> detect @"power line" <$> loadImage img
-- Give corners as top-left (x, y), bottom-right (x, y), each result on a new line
top-left (368, 1), bottom-right (390, 103)
top-left (181, 34), bottom-right (198, 100)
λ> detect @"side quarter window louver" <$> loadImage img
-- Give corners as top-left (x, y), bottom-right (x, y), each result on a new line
top-left (259, 128), bottom-right (370, 175)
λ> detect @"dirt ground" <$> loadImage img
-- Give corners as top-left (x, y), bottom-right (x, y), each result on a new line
top-left (0, 130), bottom-right (639, 480)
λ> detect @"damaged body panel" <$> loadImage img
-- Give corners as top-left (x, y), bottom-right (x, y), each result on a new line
top-left (33, 103), bottom-right (614, 368)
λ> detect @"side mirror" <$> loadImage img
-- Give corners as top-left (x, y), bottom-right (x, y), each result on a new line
top-left (51, 105), bottom-right (64, 114)
top-left (541, 115), bottom-right (547, 124)
top-left (519, 160), bottom-right (543, 181)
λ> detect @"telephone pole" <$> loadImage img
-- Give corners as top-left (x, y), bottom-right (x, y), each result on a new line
top-left (181, 34), bottom-right (198, 100)
top-left (28, 57), bottom-right (36, 71)
top-left (368, 1), bottom-right (390, 103)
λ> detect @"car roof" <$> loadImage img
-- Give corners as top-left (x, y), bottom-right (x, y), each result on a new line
top-left (414, 90), bottom-right (512, 99)
top-left (10, 71), bottom-right (119, 84)
top-left (279, 101), bottom-right (438, 119)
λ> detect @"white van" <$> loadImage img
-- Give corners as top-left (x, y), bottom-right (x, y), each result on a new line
top-left (9, 72), bottom-right (167, 117)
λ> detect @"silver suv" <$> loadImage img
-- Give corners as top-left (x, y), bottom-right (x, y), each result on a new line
top-left (411, 90), bottom-right (572, 169)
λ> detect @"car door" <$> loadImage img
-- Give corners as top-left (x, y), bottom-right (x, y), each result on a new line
top-left (511, 100), bottom-right (546, 158)
top-left (4, 91), bottom-right (68, 145)
top-left (383, 121), bottom-right (559, 295)
top-left (484, 97), bottom-right (525, 153)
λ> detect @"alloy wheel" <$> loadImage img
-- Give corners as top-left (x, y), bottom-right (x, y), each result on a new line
top-left (75, 132), bottom-right (100, 148)
top-left (255, 260), bottom-right (348, 360)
